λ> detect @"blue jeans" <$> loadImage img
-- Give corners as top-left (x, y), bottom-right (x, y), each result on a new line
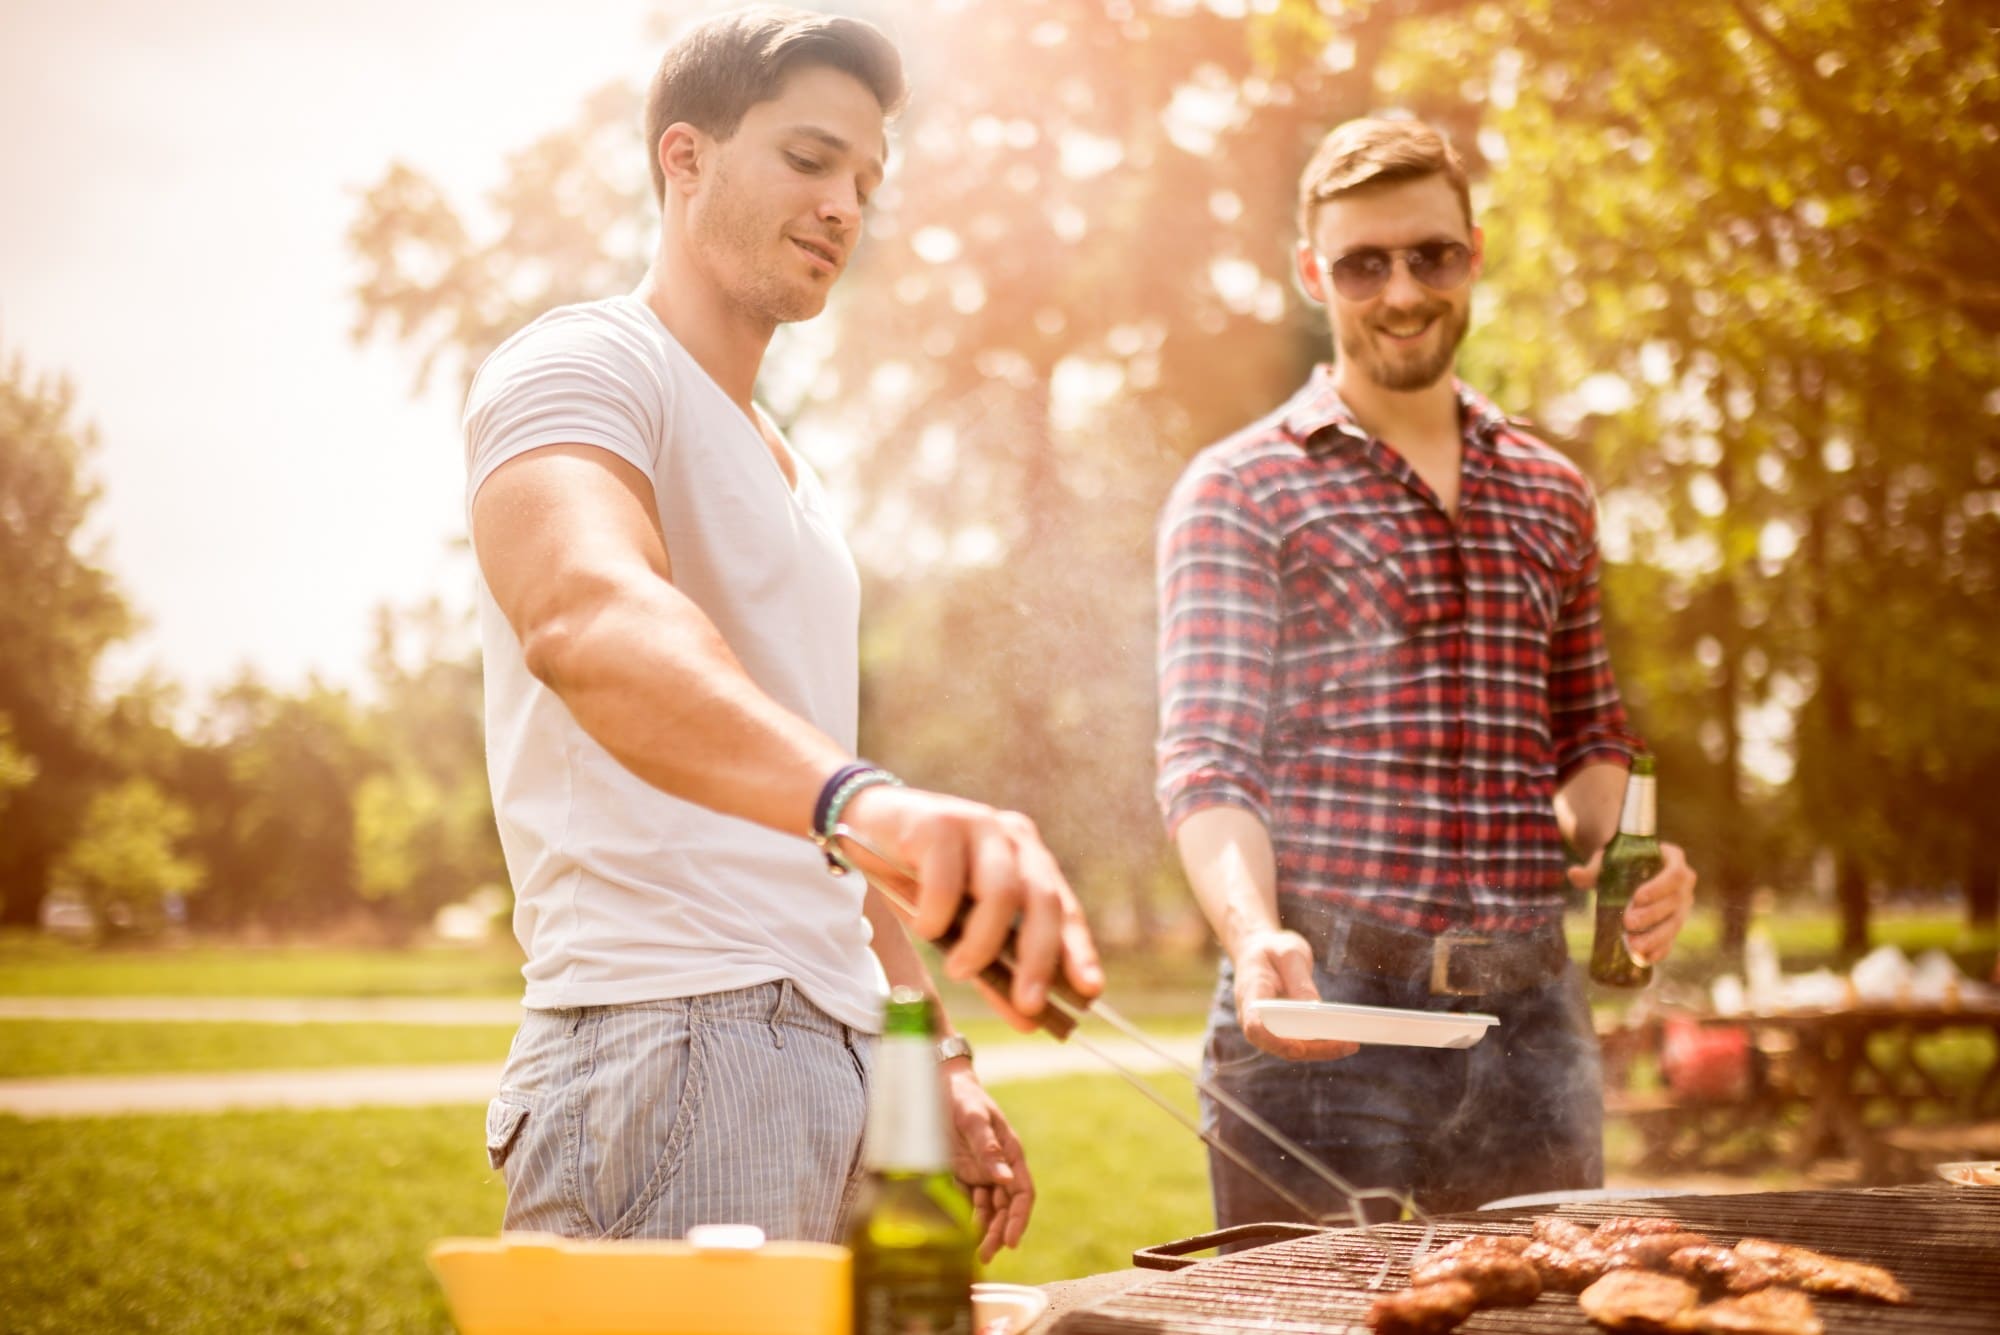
top-left (1200, 915), bottom-right (1603, 1227)
top-left (486, 979), bottom-right (873, 1243)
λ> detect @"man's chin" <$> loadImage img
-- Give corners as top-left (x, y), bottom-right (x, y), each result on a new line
top-left (1370, 356), bottom-right (1455, 392)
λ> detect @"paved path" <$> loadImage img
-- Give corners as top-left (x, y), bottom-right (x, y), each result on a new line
top-left (0, 1019), bottom-right (1202, 1119)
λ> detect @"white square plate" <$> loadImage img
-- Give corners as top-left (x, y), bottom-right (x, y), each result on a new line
top-left (1248, 1000), bottom-right (1499, 1048)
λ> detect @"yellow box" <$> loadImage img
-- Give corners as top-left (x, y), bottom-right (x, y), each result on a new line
top-left (428, 1228), bottom-right (852, 1335)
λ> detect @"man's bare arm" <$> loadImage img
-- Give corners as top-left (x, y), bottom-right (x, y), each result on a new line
top-left (1175, 805), bottom-right (1354, 1062)
top-left (471, 443), bottom-right (1102, 1014)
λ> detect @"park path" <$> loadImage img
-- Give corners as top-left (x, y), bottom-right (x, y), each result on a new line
top-left (0, 996), bottom-right (1203, 1118)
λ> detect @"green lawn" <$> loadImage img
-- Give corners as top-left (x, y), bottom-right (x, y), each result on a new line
top-left (0, 1104), bottom-right (502, 1335)
top-left (0, 933), bottom-right (529, 998)
top-left (0, 1021), bottom-right (520, 1080)
top-left (0, 1074), bottom-right (1207, 1334)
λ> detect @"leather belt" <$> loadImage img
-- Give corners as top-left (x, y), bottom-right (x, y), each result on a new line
top-left (1333, 916), bottom-right (1570, 997)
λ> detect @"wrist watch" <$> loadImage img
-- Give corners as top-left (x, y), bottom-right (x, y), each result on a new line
top-left (936, 1034), bottom-right (973, 1065)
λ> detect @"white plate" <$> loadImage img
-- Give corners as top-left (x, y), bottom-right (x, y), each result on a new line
top-left (972, 1282), bottom-right (1050, 1335)
top-left (1249, 1000), bottom-right (1499, 1048)
top-left (1936, 1160), bottom-right (2000, 1186)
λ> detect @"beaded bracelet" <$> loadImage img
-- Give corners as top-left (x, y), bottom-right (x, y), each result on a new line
top-left (811, 764), bottom-right (904, 874)
top-left (811, 762), bottom-right (876, 838)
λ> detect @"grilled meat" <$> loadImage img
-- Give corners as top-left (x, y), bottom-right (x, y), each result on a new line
top-left (1367, 1279), bottom-right (1479, 1335)
top-left (1595, 1215), bottom-right (1699, 1240)
top-left (1534, 1216), bottom-right (1599, 1249)
top-left (1578, 1269), bottom-right (1703, 1331)
top-left (1668, 1244), bottom-right (1784, 1296)
top-left (1408, 1247), bottom-right (1541, 1306)
top-left (1603, 1232), bottom-right (1715, 1271)
top-left (1730, 1239), bottom-right (1909, 1304)
top-left (1525, 1236), bottom-right (1612, 1293)
top-left (1686, 1287), bottom-right (1824, 1335)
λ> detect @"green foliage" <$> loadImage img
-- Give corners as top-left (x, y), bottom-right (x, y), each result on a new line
top-left (0, 346), bottom-right (133, 927)
top-left (350, 602), bottom-right (506, 929)
top-left (50, 778), bottom-right (203, 936)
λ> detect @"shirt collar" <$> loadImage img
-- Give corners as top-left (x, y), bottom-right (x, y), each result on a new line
top-left (1282, 365), bottom-right (1513, 463)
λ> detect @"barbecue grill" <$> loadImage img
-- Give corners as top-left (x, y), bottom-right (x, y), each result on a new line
top-left (1054, 1184), bottom-right (2000, 1334)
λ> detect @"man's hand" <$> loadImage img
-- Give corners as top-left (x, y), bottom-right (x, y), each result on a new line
top-left (1566, 841), bottom-right (1697, 965)
top-left (839, 785), bottom-right (1102, 1028)
top-left (942, 1062), bottom-right (1032, 1261)
top-left (1234, 927), bottom-right (1358, 1062)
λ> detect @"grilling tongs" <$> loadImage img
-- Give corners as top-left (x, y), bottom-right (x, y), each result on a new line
top-left (830, 823), bottom-right (1430, 1235)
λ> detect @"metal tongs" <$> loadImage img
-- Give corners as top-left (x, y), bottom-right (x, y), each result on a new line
top-left (830, 822), bottom-right (1433, 1265)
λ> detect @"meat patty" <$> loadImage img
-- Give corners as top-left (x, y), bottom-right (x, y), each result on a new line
top-left (1578, 1269), bottom-right (1703, 1332)
top-left (1730, 1239), bottom-right (1909, 1304)
top-left (1669, 1244), bottom-right (1784, 1296)
top-left (1367, 1279), bottom-right (1479, 1335)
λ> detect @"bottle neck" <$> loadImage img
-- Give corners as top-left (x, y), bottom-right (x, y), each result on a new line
top-left (1618, 770), bottom-right (1657, 838)
top-left (863, 1035), bottom-right (952, 1173)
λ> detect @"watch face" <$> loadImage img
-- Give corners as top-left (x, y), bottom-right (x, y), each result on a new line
top-left (936, 1035), bottom-right (973, 1064)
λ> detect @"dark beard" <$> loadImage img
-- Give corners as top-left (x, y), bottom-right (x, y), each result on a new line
top-left (1346, 301), bottom-right (1470, 391)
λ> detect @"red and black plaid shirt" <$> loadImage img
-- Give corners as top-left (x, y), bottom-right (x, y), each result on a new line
top-left (1156, 368), bottom-right (1641, 935)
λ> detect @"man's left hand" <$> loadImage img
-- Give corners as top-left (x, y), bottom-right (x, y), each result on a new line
top-left (1566, 841), bottom-right (1697, 966)
top-left (942, 1062), bottom-right (1033, 1261)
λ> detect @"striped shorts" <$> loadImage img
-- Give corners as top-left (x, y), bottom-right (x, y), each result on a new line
top-left (486, 979), bottom-right (875, 1243)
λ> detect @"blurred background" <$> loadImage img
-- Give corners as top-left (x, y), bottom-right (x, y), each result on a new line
top-left (2, 0), bottom-right (1997, 1328)
top-left (5, 0), bottom-right (1997, 962)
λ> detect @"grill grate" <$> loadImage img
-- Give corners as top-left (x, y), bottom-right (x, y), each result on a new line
top-left (1055, 1184), bottom-right (2000, 1334)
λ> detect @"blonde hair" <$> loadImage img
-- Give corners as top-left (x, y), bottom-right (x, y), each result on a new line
top-left (1296, 117), bottom-right (1472, 237)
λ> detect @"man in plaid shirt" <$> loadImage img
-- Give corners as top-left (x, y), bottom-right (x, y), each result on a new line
top-left (1157, 117), bottom-right (1697, 1223)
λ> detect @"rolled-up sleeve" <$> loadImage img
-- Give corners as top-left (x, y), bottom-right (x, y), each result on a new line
top-left (1155, 459), bottom-right (1279, 835)
top-left (1547, 491), bottom-right (1642, 782)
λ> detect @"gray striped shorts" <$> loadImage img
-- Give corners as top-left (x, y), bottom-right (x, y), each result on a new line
top-left (486, 979), bottom-right (875, 1243)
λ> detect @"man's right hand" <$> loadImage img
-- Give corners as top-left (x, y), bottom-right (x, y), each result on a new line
top-left (1234, 927), bottom-right (1359, 1062)
top-left (838, 785), bottom-right (1103, 1028)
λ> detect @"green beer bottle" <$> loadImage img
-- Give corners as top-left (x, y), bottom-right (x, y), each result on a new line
top-left (847, 987), bottom-right (976, 1335)
top-left (1590, 754), bottom-right (1661, 988)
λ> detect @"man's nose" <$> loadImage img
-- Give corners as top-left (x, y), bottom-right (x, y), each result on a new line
top-left (1378, 257), bottom-right (1429, 308)
top-left (819, 183), bottom-right (862, 233)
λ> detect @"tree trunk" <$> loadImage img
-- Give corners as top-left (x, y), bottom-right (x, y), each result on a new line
top-left (1837, 851), bottom-right (1870, 962)
top-left (1967, 854), bottom-right (1999, 932)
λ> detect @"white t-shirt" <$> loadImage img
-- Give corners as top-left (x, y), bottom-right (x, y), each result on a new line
top-left (463, 294), bottom-right (883, 1032)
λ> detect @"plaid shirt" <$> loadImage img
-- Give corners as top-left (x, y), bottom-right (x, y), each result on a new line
top-left (1156, 367), bottom-right (1641, 935)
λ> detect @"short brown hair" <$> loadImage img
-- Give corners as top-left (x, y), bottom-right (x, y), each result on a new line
top-left (1296, 117), bottom-right (1472, 237)
top-left (644, 6), bottom-right (908, 206)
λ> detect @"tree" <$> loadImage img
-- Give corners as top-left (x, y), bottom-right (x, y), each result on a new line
top-left (51, 778), bottom-right (203, 938)
top-left (0, 346), bottom-right (133, 927)
top-left (1394, 0), bottom-right (2000, 953)
top-left (351, 599), bottom-right (506, 934)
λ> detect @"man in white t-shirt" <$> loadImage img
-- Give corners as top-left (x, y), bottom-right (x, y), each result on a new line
top-left (463, 6), bottom-right (1103, 1255)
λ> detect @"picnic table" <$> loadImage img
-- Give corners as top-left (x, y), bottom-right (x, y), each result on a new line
top-left (1599, 991), bottom-right (2000, 1176)
top-left (1709, 996), bottom-right (2000, 1174)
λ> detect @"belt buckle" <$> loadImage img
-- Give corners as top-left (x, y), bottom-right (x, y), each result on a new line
top-left (1430, 933), bottom-right (1494, 996)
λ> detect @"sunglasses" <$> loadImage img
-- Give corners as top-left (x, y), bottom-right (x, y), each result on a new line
top-left (1321, 241), bottom-right (1474, 301)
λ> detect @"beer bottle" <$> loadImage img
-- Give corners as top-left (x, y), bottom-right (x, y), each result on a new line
top-left (1590, 754), bottom-right (1661, 988)
top-left (847, 987), bottom-right (977, 1335)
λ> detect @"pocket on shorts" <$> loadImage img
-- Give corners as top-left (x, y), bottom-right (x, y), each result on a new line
top-left (485, 1095), bottom-right (531, 1171)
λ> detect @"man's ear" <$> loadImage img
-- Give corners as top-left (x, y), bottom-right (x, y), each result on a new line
top-left (658, 122), bottom-right (705, 198)
top-left (1469, 224), bottom-right (1486, 281)
top-left (1295, 240), bottom-right (1328, 306)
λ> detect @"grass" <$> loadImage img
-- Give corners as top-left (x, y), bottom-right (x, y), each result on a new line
top-left (0, 1105), bottom-right (504, 1335)
top-left (0, 1075), bottom-right (1207, 1333)
top-left (0, 1021), bottom-right (520, 1080)
top-left (0, 933), bottom-right (529, 999)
